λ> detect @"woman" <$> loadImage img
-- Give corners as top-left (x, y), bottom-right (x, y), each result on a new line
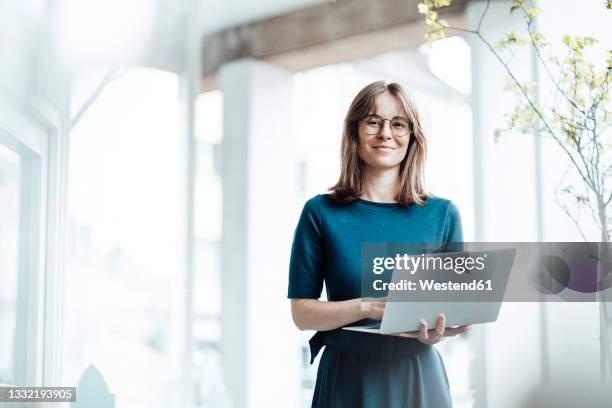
top-left (287, 81), bottom-right (471, 407)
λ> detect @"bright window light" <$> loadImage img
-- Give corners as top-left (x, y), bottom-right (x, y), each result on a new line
top-left (58, 0), bottom-right (155, 63)
top-left (420, 36), bottom-right (472, 96)
top-left (64, 67), bottom-right (183, 407)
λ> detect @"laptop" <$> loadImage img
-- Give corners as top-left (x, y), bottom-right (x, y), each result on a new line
top-left (343, 248), bottom-right (517, 335)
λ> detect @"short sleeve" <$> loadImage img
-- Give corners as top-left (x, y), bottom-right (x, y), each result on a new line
top-left (287, 195), bottom-right (325, 299)
top-left (443, 200), bottom-right (464, 247)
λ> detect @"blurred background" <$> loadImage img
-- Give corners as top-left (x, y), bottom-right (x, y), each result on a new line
top-left (0, 0), bottom-right (611, 407)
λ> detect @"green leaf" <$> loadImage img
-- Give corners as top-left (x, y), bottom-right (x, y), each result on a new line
top-left (494, 128), bottom-right (507, 143)
top-left (432, 0), bottom-right (452, 7)
top-left (526, 7), bottom-right (542, 17)
top-left (576, 195), bottom-right (588, 204)
top-left (562, 35), bottom-right (571, 46)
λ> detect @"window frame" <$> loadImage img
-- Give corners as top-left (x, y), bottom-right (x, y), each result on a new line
top-left (0, 95), bottom-right (69, 386)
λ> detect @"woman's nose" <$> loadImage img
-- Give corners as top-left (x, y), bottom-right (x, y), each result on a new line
top-left (378, 122), bottom-right (392, 139)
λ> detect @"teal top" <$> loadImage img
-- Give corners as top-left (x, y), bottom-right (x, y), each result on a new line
top-left (288, 193), bottom-right (463, 300)
top-left (287, 193), bottom-right (463, 363)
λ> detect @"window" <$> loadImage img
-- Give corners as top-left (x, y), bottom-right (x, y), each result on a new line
top-left (0, 144), bottom-right (20, 384)
top-left (63, 67), bottom-right (184, 407)
top-left (0, 96), bottom-right (54, 386)
top-left (192, 90), bottom-right (230, 406)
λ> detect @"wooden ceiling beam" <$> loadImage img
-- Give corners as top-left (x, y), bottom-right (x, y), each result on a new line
top-left (201, 0), bottom-right (469, 87)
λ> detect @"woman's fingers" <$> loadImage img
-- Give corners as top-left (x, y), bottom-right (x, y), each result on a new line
top-left (418, 319), bottom-right (429, 342)
top-left (434, 314), bottom-right (446, 338)
top-left (420, 314), bottom-right (444, 345)
top-left (389, 329), bottom-right (419, 338)
top-left (360, 297), bottom-right (387, 320)
top-left (390, 331), bottom-right (414, 338)
top-left (369, 300), bottom-right (386, 320)
top-left (389, 321), bottom-right (472, 342)
top-left (443, 324), bottom-right (472, 336)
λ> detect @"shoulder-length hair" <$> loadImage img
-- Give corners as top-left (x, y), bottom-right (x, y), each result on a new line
top-left (329, 81), bottom-right (429, 207)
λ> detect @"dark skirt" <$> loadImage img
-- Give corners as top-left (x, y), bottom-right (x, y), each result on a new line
top-left (311, 344), bottom-right (452, 408)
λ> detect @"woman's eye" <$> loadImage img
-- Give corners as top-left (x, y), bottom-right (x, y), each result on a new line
top-left (367, 120), bottom-right (381, 126)
top-left (392, 121), bottom-right (407, 129)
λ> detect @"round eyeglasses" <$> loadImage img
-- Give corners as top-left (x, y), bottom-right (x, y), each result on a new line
top-left (361, 114), bottom-right (411, 137)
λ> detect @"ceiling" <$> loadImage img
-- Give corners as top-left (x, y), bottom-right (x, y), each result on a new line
top-left (197, 0), bottom-right (327, 34)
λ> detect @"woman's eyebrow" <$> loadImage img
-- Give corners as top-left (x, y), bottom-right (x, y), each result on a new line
top-left (369, 113), bottom-right (407, 119)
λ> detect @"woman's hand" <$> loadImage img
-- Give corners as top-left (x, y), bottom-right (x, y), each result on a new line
top-left (359, 297), bottom-right (387, 320)
top-left (390, 313), bottom-right (471, 345)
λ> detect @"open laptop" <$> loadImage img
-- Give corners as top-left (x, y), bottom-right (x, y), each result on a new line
top-left (343, 248), bottom-right (517, 335)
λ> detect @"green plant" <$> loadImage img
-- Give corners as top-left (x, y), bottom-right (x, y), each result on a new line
top-left (418, 0), bottom-right (612, 380)
top-left (418, 0), bottom-right (611, 245)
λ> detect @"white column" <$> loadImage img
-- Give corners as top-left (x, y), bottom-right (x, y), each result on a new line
top-left (177, 0), bottom-right (200, 403)
top-left (466, 2), bottom-right (542, 407)
top-left (219, 59), bottom-right (302, 408)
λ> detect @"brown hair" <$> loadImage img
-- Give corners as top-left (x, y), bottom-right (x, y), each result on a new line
top-left (329, 81), bottom-right (429, 206)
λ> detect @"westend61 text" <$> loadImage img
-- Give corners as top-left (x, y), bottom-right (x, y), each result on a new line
top-left (373, 279), bottom-right (493, 292)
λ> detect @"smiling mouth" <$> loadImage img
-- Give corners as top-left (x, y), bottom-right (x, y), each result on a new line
top-left (372, 145), bottom-right (395, 150)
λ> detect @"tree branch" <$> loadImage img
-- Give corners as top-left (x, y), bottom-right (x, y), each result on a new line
top-left (520, 5), bottom-right (588, 119)
top-left (71, 66), bottom-right (127, 129)
top-left (475, 30), bottom-right (596, 191)
top-left (476, 0), bottom-right (490, 32)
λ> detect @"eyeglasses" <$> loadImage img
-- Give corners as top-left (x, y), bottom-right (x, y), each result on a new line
top-left (361, 114), bottom-right (411, 137)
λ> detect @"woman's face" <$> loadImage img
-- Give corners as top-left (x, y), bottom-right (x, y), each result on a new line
top-left (357, 91), bottom-right (411, 172)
